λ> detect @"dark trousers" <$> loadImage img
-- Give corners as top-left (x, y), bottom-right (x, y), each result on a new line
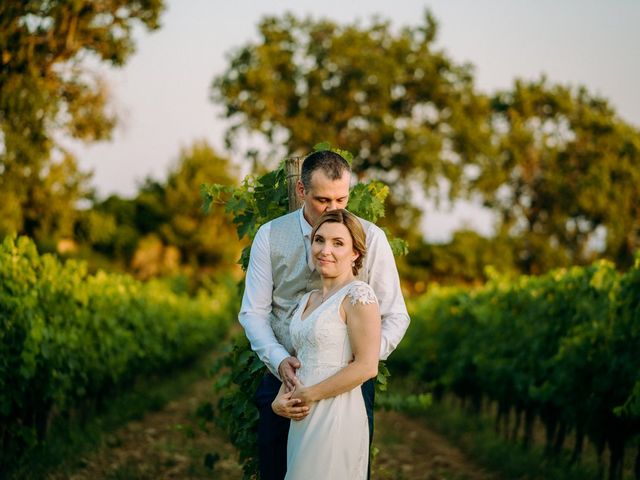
top-left (255, 373), bottom-right (375, 480)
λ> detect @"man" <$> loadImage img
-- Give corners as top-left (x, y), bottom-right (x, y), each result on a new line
top-left (239, 150), bottom-right (410, 480)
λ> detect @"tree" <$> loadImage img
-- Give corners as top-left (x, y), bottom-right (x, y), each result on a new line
top-left (401, 230), bottom-right (518, 290)
top-left (211, 11), bottom-right (492, 236)
top-left (81, 141), bottom-right (241, 280)
top-left (0, 0), bottom-right (165, 242)
top-left (473, 78), bottom-right (640, 272)
top-left (154, 141), bottom-right (240, 273)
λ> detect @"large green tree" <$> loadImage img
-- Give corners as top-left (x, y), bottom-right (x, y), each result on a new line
top-left (212, 11), bottom-right (640, 275)
top-left (0, 0), bottom-right (165, 242)
top-left (474, 78), bottom-right (640, 272)
top-left (211, 11), bottom-right (492, 234)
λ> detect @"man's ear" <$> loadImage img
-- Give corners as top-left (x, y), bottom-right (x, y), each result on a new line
top-left (296, 179), bottom-right (306, 199)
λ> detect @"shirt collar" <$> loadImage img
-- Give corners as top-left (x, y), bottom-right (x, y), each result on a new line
top-left (299, 206), bottom-right (313, 238)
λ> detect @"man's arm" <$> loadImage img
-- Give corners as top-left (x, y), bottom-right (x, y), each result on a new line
top-left (239, 223), bottom-right (291, 379)
top-left (365, 225), bottom-right (410, 360)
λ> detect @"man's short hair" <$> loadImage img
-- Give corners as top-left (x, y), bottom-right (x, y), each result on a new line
top-left (301, 150), bottom-right (351, 191)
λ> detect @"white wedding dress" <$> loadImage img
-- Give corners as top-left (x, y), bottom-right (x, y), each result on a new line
top-left (285, 280), bottom-right (378, 480)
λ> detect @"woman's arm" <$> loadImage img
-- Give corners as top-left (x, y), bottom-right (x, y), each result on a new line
top-left (292, 298), bottom-right (381, 404)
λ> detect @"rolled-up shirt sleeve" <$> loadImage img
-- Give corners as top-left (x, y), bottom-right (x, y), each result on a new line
top-left (238, 223), bottom-right (291, 379)
top-left (365, 225), bottom-right (411, 360)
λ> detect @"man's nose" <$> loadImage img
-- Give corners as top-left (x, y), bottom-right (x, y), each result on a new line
top-left (325, 201), bottom-right (339, 211)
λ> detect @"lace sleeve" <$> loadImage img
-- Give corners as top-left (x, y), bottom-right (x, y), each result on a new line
top-left (346, 282), bottom-right (378, 306)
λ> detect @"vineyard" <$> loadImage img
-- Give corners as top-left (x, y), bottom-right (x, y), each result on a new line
top-left (3, 2), bottom-right (640, 479)
top-left (2, 158), bottom-right (639, 480)
top-left (0, 235), bottom-right (238, 475)
top-left (390, 259), bottom-right (640, 480)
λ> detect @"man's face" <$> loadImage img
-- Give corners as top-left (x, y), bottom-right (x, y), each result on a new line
top-left (299, 169), bottom-right (350, 226)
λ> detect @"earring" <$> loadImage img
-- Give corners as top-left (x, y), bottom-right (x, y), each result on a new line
top-left (351, 261), bottom-right (355, 267)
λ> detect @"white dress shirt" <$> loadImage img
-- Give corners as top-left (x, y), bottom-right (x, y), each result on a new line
top-left (239, 208), bottom-right (410, 378)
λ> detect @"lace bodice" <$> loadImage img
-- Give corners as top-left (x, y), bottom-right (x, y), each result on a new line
top-left (290, 280), bottom-right (378, 385)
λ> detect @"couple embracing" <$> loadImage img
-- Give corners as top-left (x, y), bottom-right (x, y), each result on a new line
top-left (239, 150), bottom-right (410, 479)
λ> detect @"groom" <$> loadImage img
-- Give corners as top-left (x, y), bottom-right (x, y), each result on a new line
top-left (239, 150), bottom-right (410, 480)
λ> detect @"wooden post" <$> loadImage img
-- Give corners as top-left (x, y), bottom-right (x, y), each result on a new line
top-left (285, 156), bottom-right (303, 212)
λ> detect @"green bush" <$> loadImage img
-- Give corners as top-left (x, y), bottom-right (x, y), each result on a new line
top-left (389, 259), bottom-right (640, 478)
top-left (0, 235), bottom-right (237, 471)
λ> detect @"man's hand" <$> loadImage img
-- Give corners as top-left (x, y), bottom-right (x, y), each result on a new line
top-left (271, 390), bottom-right (310, 421)
top-left (278, 356), bottom-right (301, 392)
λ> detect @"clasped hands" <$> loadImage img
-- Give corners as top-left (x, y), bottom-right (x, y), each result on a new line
top-left (271, 356), bottom-right (313, 421)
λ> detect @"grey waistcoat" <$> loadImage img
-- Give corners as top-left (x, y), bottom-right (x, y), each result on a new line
top-left (269, 211), bottom-right (322, 355)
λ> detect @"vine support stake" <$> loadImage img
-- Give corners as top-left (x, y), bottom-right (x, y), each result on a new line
top-left (286, 156), bottom-right (302, 212)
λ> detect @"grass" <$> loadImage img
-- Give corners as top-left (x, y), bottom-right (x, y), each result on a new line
top-left (6, 351), bottom-right (220, 480)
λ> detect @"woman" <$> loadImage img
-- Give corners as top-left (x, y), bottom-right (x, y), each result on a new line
top-left (272, 209), bottom-right (381, 479)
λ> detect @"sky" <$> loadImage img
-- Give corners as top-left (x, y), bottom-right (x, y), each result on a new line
top-left (71, 0), bottom-right (640, 242)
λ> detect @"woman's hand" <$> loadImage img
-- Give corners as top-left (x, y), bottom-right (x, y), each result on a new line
top-left (290, 377), bottom-right (316, 406)
top-left (272, 388), bottom-right (310, 421)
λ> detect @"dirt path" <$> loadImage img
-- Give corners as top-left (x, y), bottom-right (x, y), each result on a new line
top-left (48, 377), bottom-right (496, 480)
top-left (374, 410), bottom-right (496, 480)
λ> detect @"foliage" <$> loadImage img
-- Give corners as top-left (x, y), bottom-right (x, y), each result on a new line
top-left (211, 10), bottom-right (492, 234)
top-left (0, 0), bottom-right (165, 242)
top-left (0, 235), bottom-right (237, 473)
top-left (74, 141), bottom-right (240, 284)
top-left (390, 260), bottom-right (640, 479)
top-left (476, 77), bottom-right (640, 272)
top-left (132, 142), bottom-right (240, 277)
top-left (402, 231), bottom-right (518, 290)
top-left (211, 11), bottom-right (640, 276)
top-left (212, 336), bottom-right (264, 479)
top-left (376, 391), bottom-right (432, 413)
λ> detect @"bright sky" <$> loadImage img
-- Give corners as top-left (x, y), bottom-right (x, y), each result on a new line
top-left (72, 0), bottom-right (640, 242)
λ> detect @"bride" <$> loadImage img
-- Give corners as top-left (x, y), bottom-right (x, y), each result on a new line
top-left (271, 209), bottom-right (381, 479)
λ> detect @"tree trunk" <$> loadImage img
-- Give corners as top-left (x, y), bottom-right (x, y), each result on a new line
top-left (511, 407), bottom-right (522, 442)
top-left (553, 421), bottom-right (567, 456)
top-left (286, 156), bottom-right (302, 212)
top-left (522, 407), bottom-right (535, 449)
top-left (607, 433), bottom-right (624, 480)
top-left (543, 411), bottom-right (558, 457)
top-left (503, 406), bottom-right (511, 440)
top-left (495, 401), bottom-right (507, 434)
top-left (570, 423), bottom-right (584, 465)
top-left (594, 435), bottom-right (606, 480)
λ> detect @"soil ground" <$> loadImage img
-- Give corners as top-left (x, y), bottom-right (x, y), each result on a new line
top-left (46, 376), bottom-right (497, 480)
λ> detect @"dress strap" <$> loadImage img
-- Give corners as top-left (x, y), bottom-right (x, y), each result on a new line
top-left (345, 281), bottom-right (378, 306)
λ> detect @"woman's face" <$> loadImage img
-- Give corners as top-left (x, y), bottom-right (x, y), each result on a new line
top-left (311, 221), bottom-right (359, 279)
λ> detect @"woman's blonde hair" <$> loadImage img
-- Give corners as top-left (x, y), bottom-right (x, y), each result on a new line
top-left (311, 209), bottom-right (366, 276)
